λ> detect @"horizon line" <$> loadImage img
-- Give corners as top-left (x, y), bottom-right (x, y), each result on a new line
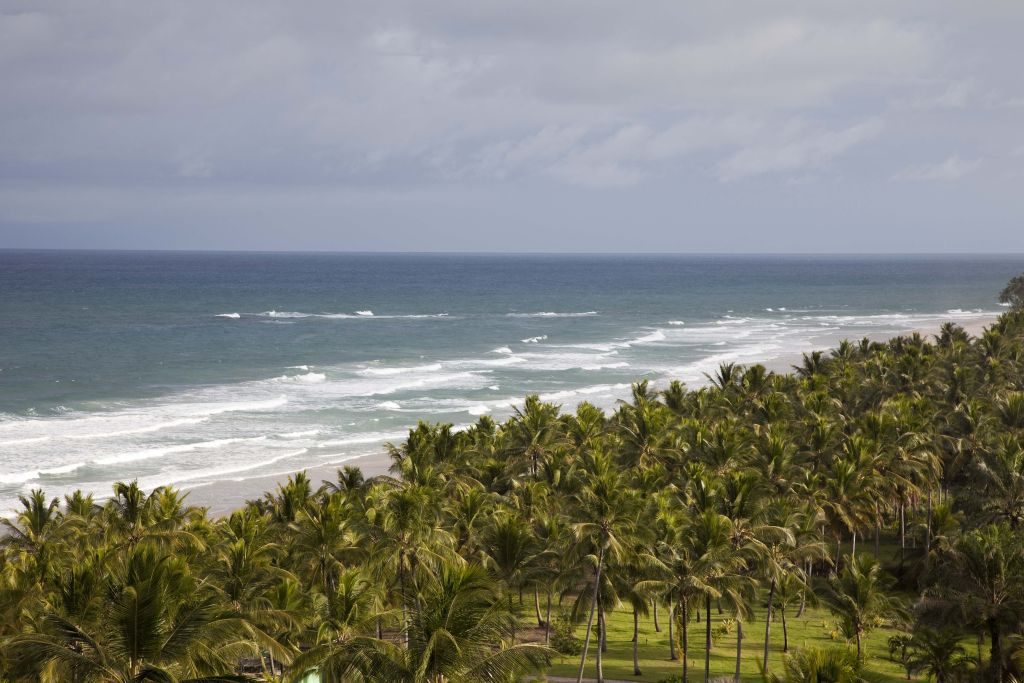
top-left (3, 247), bottom-right (1024, 257)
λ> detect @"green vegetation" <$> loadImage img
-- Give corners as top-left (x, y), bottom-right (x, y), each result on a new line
top-left (5, 296), bottom-right (1024, 681)
top-left (1000, 274), bottom-right (1024, 310)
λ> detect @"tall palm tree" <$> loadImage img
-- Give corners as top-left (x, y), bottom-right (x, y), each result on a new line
top-left (569, 448), bottom-right (638, 683)
top-left (480, 512), bottom-right (541, 642)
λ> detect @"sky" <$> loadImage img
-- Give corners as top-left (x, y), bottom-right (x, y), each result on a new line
top-left (1, 1), bottom-right (1023, 253)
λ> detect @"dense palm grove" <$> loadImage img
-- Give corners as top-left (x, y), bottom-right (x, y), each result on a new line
top-left (4, 307), bottom-right (1024, 683)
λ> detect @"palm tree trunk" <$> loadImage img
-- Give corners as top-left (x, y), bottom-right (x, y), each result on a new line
top-left (575, 546), bottom-right (605, 683)
top-left (734, 620), bottom-right (743, 683)
top-left (852, 531), bottom-right (857, 559)
top-left (653, 599), bottom-right (661, 632)
top-left (989, 620), bottom-right (1002, 683)
top-left (535, 588), bottom-right (543, 626)
top-left (545, 590), bottom-right (552, 645)
top-left (899, 503), bottom-right (906, 569)
top-left (599, 601), bottom-right (608, 653)
top-left (669, 601), bottom-right (677, 661)
top-left (509, 592), bottom-right (516, 644)
top-left (781, 605), bottom-right (789, 652)
top-left (763, 578), bottom-right (775, 671)
top-left (704, 593), bottom-right (713, 683)
top-left (856, 629), bottom-right (863, 662)
top-left (633, 607), bottom-right (642, 675)
top-left (682, 600), bottom-right (689, 683)
top-left (399, 551), bottom-right (409, 648)
top-left (925, 491), bottom-right (933, 569)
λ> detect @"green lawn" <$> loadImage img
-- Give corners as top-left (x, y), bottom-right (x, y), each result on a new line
top-left (528, 602), bottom-right (912, 682)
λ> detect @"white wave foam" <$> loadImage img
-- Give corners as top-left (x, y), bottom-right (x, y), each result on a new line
top-left (277, 429), bottom-right (321, 439)
top-left (521, 335), bottom-right (548, 343)
top-left (315, 431), bottom-right (408, 448)
top-left (260, 310), bottom-right (312, 318)
top-left (667, 320), bottom-right (685, 326)
top-left (262, 310), bottom-right (449, 320)
top-left (456, 356), bottom-right (527, 368)
top-left (191, 396), bottom-right (288, 416)
top-left (466, 405), bottom-right (491, 416)
top-left (287, 365), bottom-right (310, 371)
top-left (94, 436), bottom-right (268, 466)
top-left (492, 346), bottom-right (513, 354)
top-left (0, 461), bottom-right (88, 485)
top-left (359, 363), bottom-right (442, 377)
top-left (506, 311), bottom-right (597, 318)
top-left (0, 436), bottom-right (51, 446)
top-left (376, 401), bottom-right (402, 410)
top-left (488, 385), bottom-right (500, 390)
top-left (144, 449), bottom-right (311, 490)
top-left (629, 330), bottom-right (666, 345)
top-left (581, 361), bottom-right (630, 370)
top-left (65, 417), bottom-right (208, 441)
top-left (539, 383), bottom-right (632, 403)
top-left (270, 372), bottom-right (326, 384)
top-left (216, 313), bottom-right (241, 319)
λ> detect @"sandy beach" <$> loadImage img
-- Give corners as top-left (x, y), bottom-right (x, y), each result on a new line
top-left (183, 312), bottom-right (1001, 515)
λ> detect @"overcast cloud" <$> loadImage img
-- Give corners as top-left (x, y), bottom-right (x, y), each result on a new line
top-left (1, 1), bottom-right (1022, 252)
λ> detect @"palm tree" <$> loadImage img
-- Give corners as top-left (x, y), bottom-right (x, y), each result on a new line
top-left (286, 569), bottom-right (388, 683)
top-left (3, 544), bottom-right (277, 681)
top-left (765, 646), bottom-right (870, 683)
top-left (288, 493), bottom-right (362, 594)
top-left (480, 512), bottom-right (541, 642)
top-left (0, 489), bottom-right (65, 583)
top-left (507, 395), bottom-right (562, 478)
top-left (569, 448), bottom-right (638, 683)
top-left (930, 523), bottom-right (1024, 683)
top-left (353, 563), bottom-right (552, 682)
top-left (821, 554), bottom-right (903, 661)
top-left (894, 627), bottom-right (976, 683)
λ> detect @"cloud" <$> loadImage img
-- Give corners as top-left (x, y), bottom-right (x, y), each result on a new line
top-left (892, 155), bottom-right (982, 181)
top-left (716, 118), bottom-right (884, 181)
top-left (1, 1), bottom-right (1023, 250)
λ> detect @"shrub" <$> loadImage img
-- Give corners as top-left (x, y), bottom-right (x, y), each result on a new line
top-left (550, 613), bottom-right (582, 656)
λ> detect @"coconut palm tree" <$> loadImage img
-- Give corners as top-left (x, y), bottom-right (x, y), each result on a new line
top-left (286, 569), bottom-right (388, 683)
top-left (3, 544), bottom-right (276, 681)
top-left (569, 448), bottom-right (638, 683)
top-left (930, 523), bottom-right (1024, 683)
top-left (352, 563), bottom-right (552, 683)
top-left (821, 554), bottom-right (903, 661)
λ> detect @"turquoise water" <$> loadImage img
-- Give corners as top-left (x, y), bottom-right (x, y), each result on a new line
top-left (0, 251), bottom-right (1019, 511)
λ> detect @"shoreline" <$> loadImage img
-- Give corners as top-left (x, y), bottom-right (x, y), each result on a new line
top-left (183, 313), bottom-right (999, 515)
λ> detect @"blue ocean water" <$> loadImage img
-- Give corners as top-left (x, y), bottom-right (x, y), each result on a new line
top-left (0, 251), bottom-right (1020, 510)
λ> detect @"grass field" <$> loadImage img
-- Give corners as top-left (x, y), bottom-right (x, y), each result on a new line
top-left (518, 541), bottom-right (954, 682)
top-left (525, 600), bottom-right (913, 682)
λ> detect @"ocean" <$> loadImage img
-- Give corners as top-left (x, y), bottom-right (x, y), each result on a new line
top-left (0, 251), bottom-right (1019, 512)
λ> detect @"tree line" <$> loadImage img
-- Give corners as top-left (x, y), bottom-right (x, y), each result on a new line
top-left (4, 306), bottom-right (1024, 682)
